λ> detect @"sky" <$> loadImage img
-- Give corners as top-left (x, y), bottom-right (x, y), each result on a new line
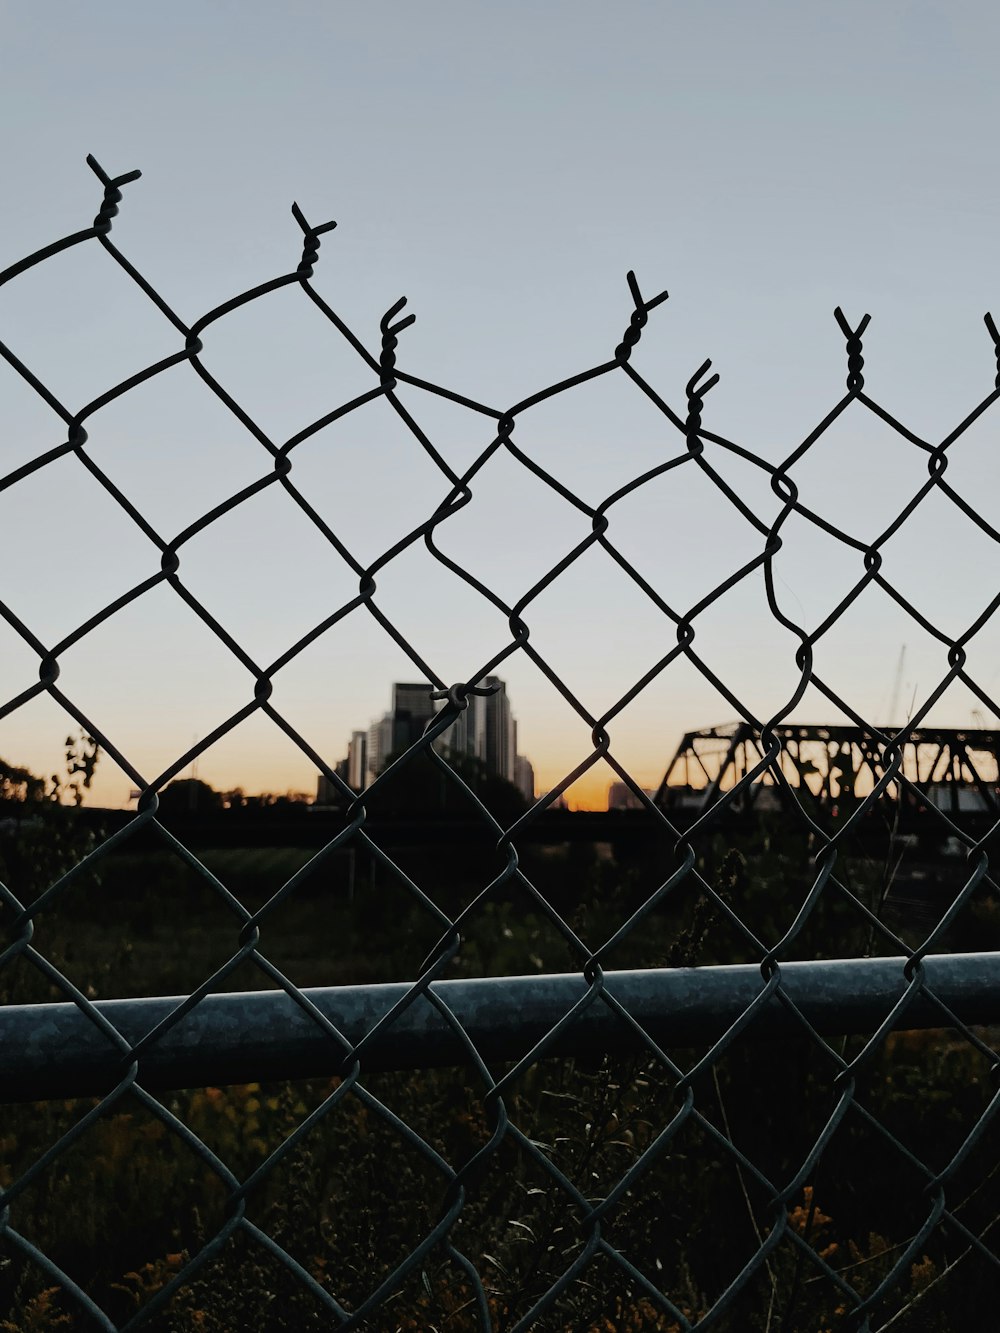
top-left (2, 1), bottom-right (1000, 810)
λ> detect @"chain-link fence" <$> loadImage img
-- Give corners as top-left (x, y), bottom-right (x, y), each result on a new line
top-left (1, 155), bottom-right (999, 1330)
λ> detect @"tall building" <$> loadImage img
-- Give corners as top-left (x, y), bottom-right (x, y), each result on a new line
top-left (514, 753), bottom-right (536, 804)
top-left (366, 712), bottom-right (393, 785)
top-left (482, 676), bottom-right (516, 782)
top-left (346, 730), bottom-right (367, 790)
top-left (607, 781), bottom-right (652, 811)
top-left (438, 704), bottom-right (465, 759)
top-left (339, 678), bottom-right (535, 796)
top-left (364, 685), bottom-right (437, 785)
top-left (317, 757), bottom-right (350, 806)
top-left (440, 689), bottom-right (485, 765)
top-left (391, 683), bottom-right (438, 753)
top-left (435, 677), bottom-right (515, 781)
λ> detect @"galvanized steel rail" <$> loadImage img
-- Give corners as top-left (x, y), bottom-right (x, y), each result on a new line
top-left (3, 954), bottom-right (999, 1102)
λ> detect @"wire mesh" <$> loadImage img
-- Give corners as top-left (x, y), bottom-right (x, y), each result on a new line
top-left (1, 155), bottom-right (999, 1331)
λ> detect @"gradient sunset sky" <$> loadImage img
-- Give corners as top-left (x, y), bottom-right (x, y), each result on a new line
top-left (3, 2), bottom-right (1000, 811)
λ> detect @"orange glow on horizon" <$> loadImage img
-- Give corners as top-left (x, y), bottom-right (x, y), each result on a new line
top-left (558, 772), bottom-right (612, 811)
top-left (84, 763), bottom-right (627, 813)
top-left (534, 767), bottom-right (659, 812)
top-left (61, 734), bottom-right (668, 815)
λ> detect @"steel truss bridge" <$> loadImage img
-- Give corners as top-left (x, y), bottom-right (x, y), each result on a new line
top-left (654, 722), bottom-right (1000, 822)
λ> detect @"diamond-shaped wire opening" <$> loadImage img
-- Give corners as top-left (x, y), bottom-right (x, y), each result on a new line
top-left (172, 482), bottom-right (368, 669)
top-left (497, 357), bottom-right (687, 509)
top-left (791, 1096), bottom-right (958, 1286)
top-left (0, 235), bottom-right (184, 408)
top-left (0, 616), bottom-right (65, 719)
top-left (243, 839), bottom-right (450, 988)
top-left (525, 1248), bottom-right (693, 1330)
top-left (452, 1116), bottom-right (603, 1324)
top-left (279, 389), bottom-right (469, 572)
top-left (780, 395), bottom-right (936, 547)
top-left (126, 1223), bottom-right (345, 1331)
top-left (492, 1062), bottom-right (779, 1325)
top-left (511, 541), bottom-right (698, 723)
top-left (854, 1026), bottom-right (1000, 1180)
top-left (53, 582), bottom-right (261, 784)
top-left (17, 834), bottom-right (258, 1003)
top-left (82, 369), bottom-right (283, 542)
top-left (0, 450), bottom-right (165, 651)
top-left (191, 279), bottom-right (381, 444)
top-left (388, 379), bottom-right (503, 478)
top-left (231, 1082), bottom-right (461, 1315)
top-left (800, 581), bottom-right (944, 716)
top-left (190, 847), bottom-right (360, 988)
top-left (876, 486), bottom-right (1000, 648)
top-left (344, 542), bottom-right (523, 691)
top-left (761, 505), bottom-right (870, 634)
top-left (0, 348), bottom-right (73, 482)
top-left (427, 443), bottom-right (597, 610)
top-left (1, 1086), bottom-right (235, 1325)
top-left (662, 577), bottom-right (809, 727)
top-left (931, 400), bottom-right (1000, 537)
top-left (602, 452), bottom-right (781, 619)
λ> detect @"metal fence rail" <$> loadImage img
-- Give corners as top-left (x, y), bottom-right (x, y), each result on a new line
top-left (3, 954), bottom-right (1000, 1103)
top-left (1, 155), bottom-right (999, 1330)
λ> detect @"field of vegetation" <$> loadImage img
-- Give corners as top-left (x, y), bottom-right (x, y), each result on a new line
top-left (2, 796), bottom-right (999, 1329)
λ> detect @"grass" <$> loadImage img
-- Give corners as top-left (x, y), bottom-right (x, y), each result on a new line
top-left (3, 1037), bottom-right (998, 1330)
top-left (2, 816), bottom-right (1000, 1328)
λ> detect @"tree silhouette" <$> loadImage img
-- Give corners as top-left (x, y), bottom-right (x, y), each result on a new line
top-left (157, 778), bottom-right (224, 816)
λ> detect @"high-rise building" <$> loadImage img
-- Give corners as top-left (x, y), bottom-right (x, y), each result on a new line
top-left (607, 781), bottom-right (652, 810)
top-left (481, 675), bottom-right (515, 782)
top-left (439, 689), bottom-right (485, 765)
top-left (436, 677), bottom-right (515, 780)
top-left (340, 678), bottom-right (534, 797)
top-left (366, 712), bottom-right (393, 785)
top-left (317, 757), bottom-right (351, 806)
top-left (391, 683), bottom-right (438, 753)
top-left (514, 753), bottom-right (535, 804)
top-left (347, 730), bottom-right (367, 790)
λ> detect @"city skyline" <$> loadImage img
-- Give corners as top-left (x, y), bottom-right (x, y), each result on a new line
top-left (317, 677), bottom-right (536, 807)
